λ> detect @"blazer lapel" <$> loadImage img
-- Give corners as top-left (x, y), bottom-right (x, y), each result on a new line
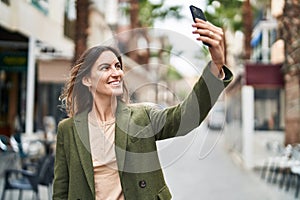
top-left (115, 101), bottom-right (131, 177)
top-left (73, 110), bottom-right (95, 197)
top-left (71, 102), bottom-right (130, 190)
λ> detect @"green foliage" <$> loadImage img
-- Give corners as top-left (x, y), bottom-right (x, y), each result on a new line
top-left (139, 0), bottom-right (183, 27)
top-left (204, 0), bottom-right (243, 31)
top-left (165, 65), bottom-right (183, 81)
top-left (204, 0), bottom-right (265, 31)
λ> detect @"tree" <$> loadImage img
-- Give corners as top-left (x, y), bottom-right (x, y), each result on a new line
top-left (138, 0), bottom-right (182, 27)
top-left (204, 0), bottom-right (243, 31)
top-left (74, 0), bottom-right (89, 63)
top-left (73, 0), bottom-right (182, 65)
top-left (126, 0), bottom-right (182, 64)
top-left (204, 0), bottom-right (253, 61)
top-left (129, 0), bottom-right (182, 28)
top-left (277, 0), bottom-right (300, 145)
top-left (242, 0), bottom-right (253, 60)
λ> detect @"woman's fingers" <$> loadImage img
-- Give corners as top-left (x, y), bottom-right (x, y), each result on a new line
top-left (192, 29), bottom-right (223, 46)
top-left (192, 18), bottom-right (222, 34)
top-left (192, 19), bottom-right (223, 47)
top-left (192, 18), bottom-right (225, 69)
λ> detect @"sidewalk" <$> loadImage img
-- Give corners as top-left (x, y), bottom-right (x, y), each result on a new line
top-left (157, 124), bottom-right (295, 200)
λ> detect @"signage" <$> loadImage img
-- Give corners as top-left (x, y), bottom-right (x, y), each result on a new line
top-left (0, 52), bottom-right (28, 71)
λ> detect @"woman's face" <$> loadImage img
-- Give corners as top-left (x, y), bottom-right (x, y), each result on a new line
top-left (83, 50), bottom-right (124, 98)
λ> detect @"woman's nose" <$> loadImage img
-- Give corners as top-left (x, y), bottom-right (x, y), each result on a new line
top-left (110, 67), bottom-right (122, 76)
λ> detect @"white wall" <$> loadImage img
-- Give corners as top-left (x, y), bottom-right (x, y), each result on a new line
top-left (0, 0), bottom-right (73, 56)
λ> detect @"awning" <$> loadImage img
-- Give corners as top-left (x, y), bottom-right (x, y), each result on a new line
top-left (245, 63), bottom-right (284, 87)
top-left (38, 59), bottom-right (71, 83)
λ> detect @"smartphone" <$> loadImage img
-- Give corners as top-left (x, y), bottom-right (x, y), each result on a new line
top-left (190, 5), bottom-right (210, 47)
top-left (190, 5), bottom-right (206, 22)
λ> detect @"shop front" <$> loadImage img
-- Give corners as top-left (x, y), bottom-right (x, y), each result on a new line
top-left (0, 27), bottom-right (28, 137)
top-left (0, 26), bottom-right (72, 137)
top-left (224, 62), bottom-right (285, 169)
top-left (35, 59), bottom-right (71, 132)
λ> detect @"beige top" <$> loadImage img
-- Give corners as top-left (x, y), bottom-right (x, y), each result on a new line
top-left (88, 112), bottom-right (124, 200)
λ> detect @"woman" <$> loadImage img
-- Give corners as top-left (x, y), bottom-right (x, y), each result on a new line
top-left (53, 18), bottom-right (233, 200)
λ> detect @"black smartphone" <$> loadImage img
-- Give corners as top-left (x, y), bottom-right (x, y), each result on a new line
top-left (190, 5), bottom-right (210, 47)
top-left (190, 5), bottom-right (206, 22)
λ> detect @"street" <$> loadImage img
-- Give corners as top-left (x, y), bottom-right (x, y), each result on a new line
top-left (0, 122), bottom-right (295, 200)
top-left (157, 123), bottom-right (294, 200)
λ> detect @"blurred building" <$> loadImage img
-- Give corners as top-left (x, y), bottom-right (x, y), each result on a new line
top-left (0, 0), bottom-right (73, 136)
top-left (0, 0), bottom-right (155, 136)
top-left (224, 0), bottom-right (288, 169)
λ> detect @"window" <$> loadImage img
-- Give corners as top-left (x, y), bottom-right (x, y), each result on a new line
top-left (31, 0), bottom-right (49, 15)
top-left (64, 0), bottom-right (76, 40)
top-left (254, 88), bottom-right (285, 131)
top-left (65, 0), bottom-right (76, 20)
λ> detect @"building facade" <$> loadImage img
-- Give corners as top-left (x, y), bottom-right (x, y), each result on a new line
top-left (0, 0), bottom-right (74, 136)
top-left (224, 0), bottom-right (288, 169)
top-left (0, 0), bottom-right (155, 136)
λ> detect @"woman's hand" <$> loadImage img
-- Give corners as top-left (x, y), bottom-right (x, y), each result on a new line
top-left (192, 18), bottom-right (225, 72)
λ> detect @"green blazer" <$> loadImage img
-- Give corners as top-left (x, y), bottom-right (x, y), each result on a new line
top-left (53, 64), bottom-right (233, 200)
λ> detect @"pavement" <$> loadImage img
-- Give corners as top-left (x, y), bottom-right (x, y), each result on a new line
top-left (0, 123), bottom-right (296, 200)
top-left (157, 123), bottom-right (295, 200)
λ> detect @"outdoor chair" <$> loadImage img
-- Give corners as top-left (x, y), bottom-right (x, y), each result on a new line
top-left (10, 133), bottom-right (46, 163)
top-left (290, 166), bottom-right (300, 198)
top-left (1, 153), bottom-right (54, 200)
top-left (0, 135), bottom-right (20, 176)
top-left (281, 145), bottom-right (300, 197)
top-left (261, 143), bottom-right (300, 198)
top-left (277, 159), bottom-right (300, 189)
top-left (0, 135), bottom-right (13, 152)
top-left (260, 144), bottom-right (293, 183)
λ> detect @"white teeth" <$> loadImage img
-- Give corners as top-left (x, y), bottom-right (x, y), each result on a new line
top-left (110, 81), bottom-right (120, 85)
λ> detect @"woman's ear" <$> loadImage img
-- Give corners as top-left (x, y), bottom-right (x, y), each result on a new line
top-left (82, 76), bottom-right (91, 87)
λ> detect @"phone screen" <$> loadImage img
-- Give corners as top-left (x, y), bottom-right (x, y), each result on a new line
top-left (190, 5), bottom-right (207, 22)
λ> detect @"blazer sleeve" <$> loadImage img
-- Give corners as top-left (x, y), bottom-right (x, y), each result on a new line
top-left (52, 120), bottom-right (70, 200)
top-left (149, 62), bottom-right (233, 140)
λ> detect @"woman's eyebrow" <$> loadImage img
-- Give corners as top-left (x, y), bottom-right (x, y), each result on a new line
top-left (98, 62), bottom-right (110, 66)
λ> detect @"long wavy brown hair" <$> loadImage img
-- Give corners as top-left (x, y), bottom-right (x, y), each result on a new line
top-left (60, 46), bottom-right (129, 117)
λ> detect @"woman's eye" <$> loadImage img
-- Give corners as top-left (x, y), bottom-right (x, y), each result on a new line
top-left (99, 65), bottom-right (109, 71)
top-left (115, 64), bottom-right (122, 69)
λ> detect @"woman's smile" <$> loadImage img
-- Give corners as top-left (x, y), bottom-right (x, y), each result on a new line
top-left (108, 79), bottom-right (122, 87)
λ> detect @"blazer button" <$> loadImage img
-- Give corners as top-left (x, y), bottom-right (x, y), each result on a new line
top-left (139, 180), bottom-right (147, 188)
